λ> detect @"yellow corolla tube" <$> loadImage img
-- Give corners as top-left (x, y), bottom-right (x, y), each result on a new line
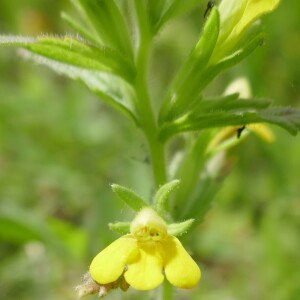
top-left (90, 208), bottom-right (201, 291)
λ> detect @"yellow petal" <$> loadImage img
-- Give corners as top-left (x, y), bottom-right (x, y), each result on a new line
top-left (224, 77), bottom-right (251, 98)
top-left (163, 237), bottom-right (201, 289)
top-left (218, 0), bottom-right (248, 46)
top-left (90, 235), bottom-right (138, 284)
top-left (214, 0), bottom-right (280, 61)
top-left (248, 124), bottom-right (275, 143)
top-left (235, 0), bottom-right (281, 36)
top-left (125, 242), bottom-right (164, 290)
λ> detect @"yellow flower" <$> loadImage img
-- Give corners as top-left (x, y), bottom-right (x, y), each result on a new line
top-left (230, 0), bottom-right (280, 38)
top-left (206, 77), bottom-right (275, 155)
top-left (213, 0), bottom-right (280, 60)
top-left (224, 77), bottom-right (275, 143)
top-left (90, 208), bottom-right (201, 291)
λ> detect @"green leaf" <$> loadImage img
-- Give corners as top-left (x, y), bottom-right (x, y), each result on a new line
top-left (206, 129), bottom-right (249, 157)
top-left (0, 35), bottom-right (135, 82)
top-left (146, 0), bottom-right (166, 30)
top-left (0, 35), bottom-right (138, 122)
top-left (72, 0), bottom-right (133, 56)
top-left (159, 105), bottom-right (300, 141)
top-left (177, 153), bottom-right (235, 227)
top-left (194, 94), bottom-right (271, 114)
top-left (154, 179), bottom-right (180, 218)
top-left (172, 131), bottom-right (212, 218)
top-left (209, 32), bottom-right (265, 79)
top-left (111, 184), bottom-right (148, 211)
top-left (181, 176), bottom-right (223, 223)
top-left (259, 107), bottom-right (300, 135)
top-left (235, 21), bottom-right (264, 52)
top-left (108, 222), bottom-right (131, 234)
top-left (159, 30), bottom-right (265, 125)
top-left (61, 11), bottom-right (100, 45)
top-left (159, 8), bottom-right (220, 123)
top-left (167, 219), bottom-right (194, 236)
top-left (18, 49), bottom-right (138, 124)
top-left (154, 0), bottom-right (201, 33)
top-left (175, 150), bottom-right (235, 224)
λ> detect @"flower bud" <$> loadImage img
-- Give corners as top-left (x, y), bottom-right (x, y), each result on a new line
top-left (213, 0), bottom-right (280, 60)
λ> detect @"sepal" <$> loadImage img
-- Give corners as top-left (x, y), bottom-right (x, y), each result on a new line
top-left (111, 184), bottom-right (148, 211)
top-left (108, 222), bottom-right (131, 234)
top-left (167, 219), bottom-right (194, 236)
top-left (153, 180), bottom-right (180, 218)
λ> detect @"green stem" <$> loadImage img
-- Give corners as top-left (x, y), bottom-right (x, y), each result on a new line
top-left (134, 0), bottom-right (167, 187)
top-left (162, 281), bottom-right (174, 300)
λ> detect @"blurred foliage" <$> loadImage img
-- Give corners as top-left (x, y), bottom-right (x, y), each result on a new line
top-left (0, 1), bottom-right (299, 300)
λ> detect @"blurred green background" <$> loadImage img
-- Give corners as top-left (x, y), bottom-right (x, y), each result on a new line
top-left (0, 1), bottom-right (299, 300)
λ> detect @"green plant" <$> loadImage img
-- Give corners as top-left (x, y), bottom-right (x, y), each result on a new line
top-left (1, 0), bottom-right (299, 299)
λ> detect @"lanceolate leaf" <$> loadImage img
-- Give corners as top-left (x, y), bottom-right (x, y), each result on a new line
top-left (72, 0), bottom-right (133, 56)
top-left (259, 107), bottom-right (300, 134)
top-left (180, 33), bottom-right (266, 109)
top-left (159, 106), bottom-right (300, 141)
top-left (209, 32), bottom-right (265, 79)
top-left (159, 29), bottom-right (265, 124)
top-left (172, 131), bottom-right (212, 217)
top-left (180, 176), bottom-right (223, 223)
top-left (18, 50), bottom-right (138, 124)
top-left (154, 0), bottom-right (201, 33)
top-left (146, 0), bottom-right (166, 31)
top-left (159, 8), bottom-right (220, 122)
top-left (61, 11), bottom-right (100, 45)
top-left (0, 35), bottom-right (135, 82)
top-left (194, 94), bottom-right (271, 114)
